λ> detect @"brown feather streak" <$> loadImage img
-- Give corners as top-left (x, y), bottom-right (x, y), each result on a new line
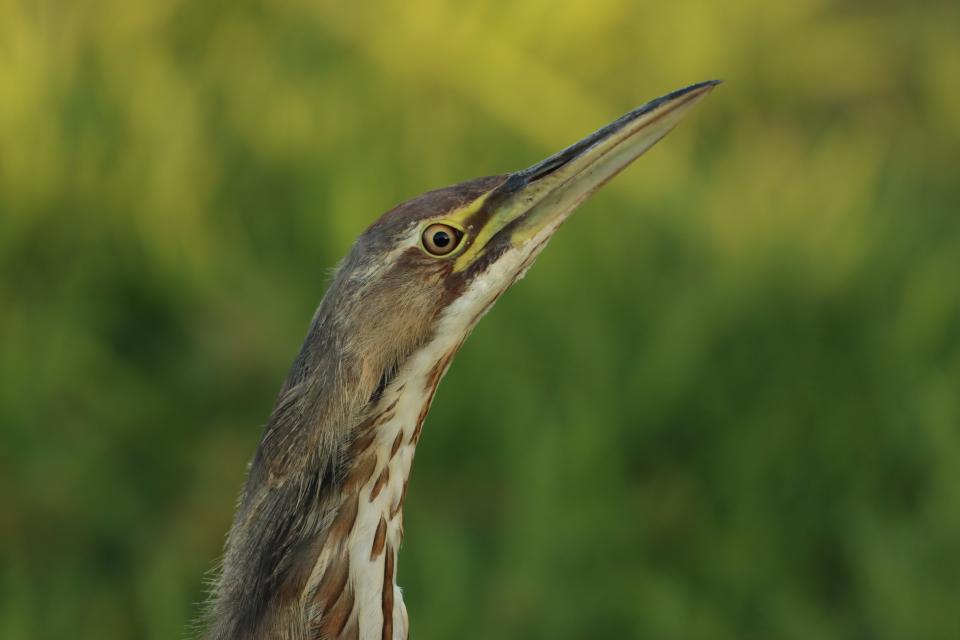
top-left (370, 516), bottom-right (387, 560)
top-left (370, 466), bottom-right (390, 502)
top-left (382, 545), bottom-right (395, 640)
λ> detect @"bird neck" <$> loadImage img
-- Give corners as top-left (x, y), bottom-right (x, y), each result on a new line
top-left (294, 341), bottom-right (460, 640)
top-left (207, 325), bottom-right (462, 640)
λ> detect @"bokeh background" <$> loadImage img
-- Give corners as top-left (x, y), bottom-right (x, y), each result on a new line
top-left (2, 0), bottom-right (959, 638)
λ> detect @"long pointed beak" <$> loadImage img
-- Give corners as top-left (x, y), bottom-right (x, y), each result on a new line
top-left (518, 80), bottom-right (720, 186)
top-left (456, 80), bottom-right (719, 268)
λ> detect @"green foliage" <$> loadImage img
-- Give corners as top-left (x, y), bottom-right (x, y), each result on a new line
top-left (2, 1), bottom-right (959, 638)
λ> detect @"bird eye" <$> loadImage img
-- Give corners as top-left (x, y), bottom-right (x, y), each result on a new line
top-left (421, 223), bottom-right (463, 256)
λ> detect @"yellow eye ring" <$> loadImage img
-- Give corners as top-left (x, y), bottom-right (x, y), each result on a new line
top-left (421, 223), bottom-right (464, 257)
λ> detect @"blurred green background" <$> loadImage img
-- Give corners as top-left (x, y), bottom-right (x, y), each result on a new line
top-left (2, 0), bottom-right (959, 638)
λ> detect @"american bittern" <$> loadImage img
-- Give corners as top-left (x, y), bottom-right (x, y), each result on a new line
top-left (205, 80), bottom-right (719, 640)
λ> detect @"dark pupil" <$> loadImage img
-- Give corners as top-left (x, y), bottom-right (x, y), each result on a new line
top-left (432, 231), bottom-right (451, 248)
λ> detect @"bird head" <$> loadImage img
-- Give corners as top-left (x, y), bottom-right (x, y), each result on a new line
top-left (304, 81), bottom-right (719, 402)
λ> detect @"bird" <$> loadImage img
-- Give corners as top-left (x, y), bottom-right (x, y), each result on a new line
top-left (204, 80), bottom-right (719, 640)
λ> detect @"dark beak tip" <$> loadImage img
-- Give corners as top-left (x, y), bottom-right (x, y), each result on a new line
top-left (675, 79), bottom-right (723, 98)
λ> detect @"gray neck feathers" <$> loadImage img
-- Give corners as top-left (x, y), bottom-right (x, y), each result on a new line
top-left (206, 262), bottom-right (403, 639)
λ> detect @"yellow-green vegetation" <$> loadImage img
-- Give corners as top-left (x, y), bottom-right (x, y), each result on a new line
top-left (2, 1), bottom-right (958, 638)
